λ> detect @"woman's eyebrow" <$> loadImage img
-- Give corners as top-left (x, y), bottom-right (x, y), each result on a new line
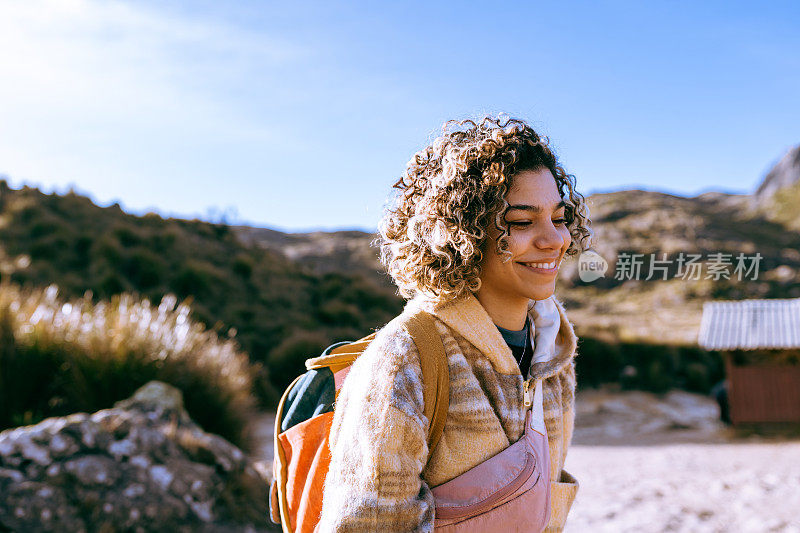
top-left (507, 200), bottom-right (567, 214)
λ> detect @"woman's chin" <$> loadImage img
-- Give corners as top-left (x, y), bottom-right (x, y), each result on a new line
top-left (525, 284), bottom-right (556, 301)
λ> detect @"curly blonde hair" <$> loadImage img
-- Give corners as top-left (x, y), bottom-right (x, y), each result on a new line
top-left (378, 115), bottom-right (592, 301)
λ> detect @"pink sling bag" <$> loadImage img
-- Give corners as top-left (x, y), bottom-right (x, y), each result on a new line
top-left (431, 381), bottom-right (551, 532)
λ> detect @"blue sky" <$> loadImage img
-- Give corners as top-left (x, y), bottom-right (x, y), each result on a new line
top-left (0, 1), bottom-right (798, 232)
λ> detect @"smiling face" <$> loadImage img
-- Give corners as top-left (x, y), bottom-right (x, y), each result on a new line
top-left (475, 167), bottom-right (572, 328)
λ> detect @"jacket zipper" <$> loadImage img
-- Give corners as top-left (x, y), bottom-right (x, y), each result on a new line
top-left (523, 378), bottom-right (533, 407)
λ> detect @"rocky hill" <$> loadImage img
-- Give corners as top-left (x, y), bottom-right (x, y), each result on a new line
top-left (0, 144), bottom-right (797, 378)
top-left (0, 180), bottom-right (403, 402)
top-left (237, 145), bottom-right (800, 345)
top-left (560, 180), bottom-right (800, 344)
top-left (753, 145), bottom-right (800, 207)
top-left (751, 145), bottom-right (800, 230)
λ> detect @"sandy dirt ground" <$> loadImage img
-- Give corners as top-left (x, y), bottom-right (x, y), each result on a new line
top-left (565, 388), bottom-right (800, 532)
top-left (563, 441), bottom-right (800, 533)
top-left (249, 388), bottom-right (800, 532)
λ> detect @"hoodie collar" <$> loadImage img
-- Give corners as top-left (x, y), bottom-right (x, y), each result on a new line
top-left (405, 291), bottom-right (577, 381)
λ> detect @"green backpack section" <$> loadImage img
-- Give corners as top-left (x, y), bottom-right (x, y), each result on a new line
top-left (269, 309), bottom-right (450, 532)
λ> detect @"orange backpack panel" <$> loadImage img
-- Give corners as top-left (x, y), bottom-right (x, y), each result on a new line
top-left (270, 310), bottom-right (449, 532)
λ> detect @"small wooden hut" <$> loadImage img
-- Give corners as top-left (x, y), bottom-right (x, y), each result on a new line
top-left (698, 298), bottom-right (800, 426)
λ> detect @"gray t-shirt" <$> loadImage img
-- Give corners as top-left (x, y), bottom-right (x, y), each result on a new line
top-left (496, 318), bottom-right (533, 377)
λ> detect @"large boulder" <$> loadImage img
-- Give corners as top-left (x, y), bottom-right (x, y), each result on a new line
top-left (0, 381), bottom-right (278, 532)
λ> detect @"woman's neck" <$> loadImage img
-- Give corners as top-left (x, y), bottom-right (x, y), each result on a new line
top-left (473, 289), bottom-right (530, 331)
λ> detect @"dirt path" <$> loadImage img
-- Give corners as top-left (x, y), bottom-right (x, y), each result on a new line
top-left (248, 411), bottom-right (276, 485)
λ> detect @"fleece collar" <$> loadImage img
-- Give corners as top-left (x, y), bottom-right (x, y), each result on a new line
top-left (405, 291), bottom-right (577, 380)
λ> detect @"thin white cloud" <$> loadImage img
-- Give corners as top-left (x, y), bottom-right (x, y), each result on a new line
top-left (0, 0), bottom-right (306, 132)
top-left (0, 0), bottom-right (308, 194)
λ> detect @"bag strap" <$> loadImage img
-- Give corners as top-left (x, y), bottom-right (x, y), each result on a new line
top-left (305, 309), bottom-right (450, 455)
top-left (404, 309), bottom-right (450, 457)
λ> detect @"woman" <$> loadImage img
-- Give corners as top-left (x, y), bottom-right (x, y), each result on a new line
top-left (318, 115), bottom-right (592, 532)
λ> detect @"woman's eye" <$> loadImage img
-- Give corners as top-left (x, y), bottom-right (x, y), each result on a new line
top-left (508, 221), bottom-right (531, 227)
top-left (553, 218), bottom-right (567, 225)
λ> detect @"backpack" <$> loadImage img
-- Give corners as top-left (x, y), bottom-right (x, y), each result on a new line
top-left (269, 309), bottom-right (451, 533)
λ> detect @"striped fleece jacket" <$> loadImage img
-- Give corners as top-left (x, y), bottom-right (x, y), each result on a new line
top-left (318, 290), bottom-right (579, 532)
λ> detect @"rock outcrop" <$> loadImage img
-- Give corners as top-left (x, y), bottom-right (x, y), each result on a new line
top-left (753, 144), bottom-right (800, 206)
top-left (0, 381), bottom-right (278, 532)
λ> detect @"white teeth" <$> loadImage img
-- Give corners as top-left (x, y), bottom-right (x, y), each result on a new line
top-left (523, 261), bottom-right (556, 269)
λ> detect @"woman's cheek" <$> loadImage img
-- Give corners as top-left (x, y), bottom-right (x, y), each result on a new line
top-left (509, 231), bottom-right (528, 254)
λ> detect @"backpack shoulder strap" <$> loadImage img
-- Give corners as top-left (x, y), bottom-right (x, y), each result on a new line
top-left (306, 310), bottom-right (450, 454)
top-left (403, 309), bottom-right (450, 457)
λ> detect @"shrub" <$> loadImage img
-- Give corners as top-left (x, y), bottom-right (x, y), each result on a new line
top-left (232, 255), bottom-right (254, 279)
top-left (0, 282), bottom-right (264, 453)
top-left (684, 362), bottom-right (711, 392)
top-left (575, 335), bottom-right (724, 395)
top-left (574, 337), bottom-right (623, 387)
top-left (123, 249), bottom-right (166, 289)
top-left (267, 331), bottom-right (329, 389)
top-left (173, 261), bottom-right (218, 299)
top-left (317, 301), bottom-right (362, 328)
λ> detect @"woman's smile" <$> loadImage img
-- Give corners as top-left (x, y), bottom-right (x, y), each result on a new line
top-left (516, 260), bottom-right (560, 275)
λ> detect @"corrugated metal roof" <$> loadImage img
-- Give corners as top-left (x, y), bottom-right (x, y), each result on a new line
top-left (698, 298), bottom-right (800, 350)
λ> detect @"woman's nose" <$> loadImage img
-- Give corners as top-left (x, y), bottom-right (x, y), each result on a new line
top-left (533, 221), bottom-right (566, 250)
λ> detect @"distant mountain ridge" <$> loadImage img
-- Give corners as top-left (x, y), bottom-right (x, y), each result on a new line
top-left (1, 144), bottom-right (797, 355)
